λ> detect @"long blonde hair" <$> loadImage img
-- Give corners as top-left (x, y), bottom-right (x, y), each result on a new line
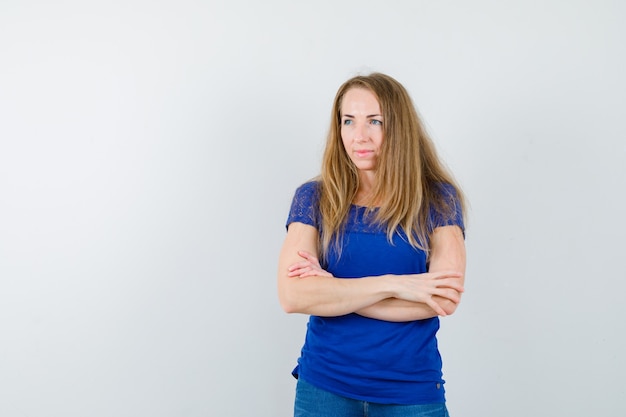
top-left (318, 72), bottom-right (465, 258)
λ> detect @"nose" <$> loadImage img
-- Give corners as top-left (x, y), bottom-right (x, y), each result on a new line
top-left (354, 123), bottom-right (368, 143)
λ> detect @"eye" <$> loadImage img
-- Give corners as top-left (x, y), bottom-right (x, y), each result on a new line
top-left (370, 119), bottom-right (383, 126)
top-left (342, 119), bottom-right (353, 126)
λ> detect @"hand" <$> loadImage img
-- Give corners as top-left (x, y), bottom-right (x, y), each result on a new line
top-left (393, 271), bottom-right (464, 317)
top-left (287, 250), bottom-right (333, 278)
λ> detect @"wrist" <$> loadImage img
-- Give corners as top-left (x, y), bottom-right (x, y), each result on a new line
top-left (380, 274), bottom-right (398, 298)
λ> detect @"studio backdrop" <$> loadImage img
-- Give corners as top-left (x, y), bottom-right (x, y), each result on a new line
top-left (1, 1), bottom-right (624, 416)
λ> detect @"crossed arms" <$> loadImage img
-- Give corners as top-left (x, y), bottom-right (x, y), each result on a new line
top-left (277, 222), bottom-right (466, 322)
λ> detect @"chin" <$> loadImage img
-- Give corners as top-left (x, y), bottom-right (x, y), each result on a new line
top-left (355, 164), bottom-right (377, 172)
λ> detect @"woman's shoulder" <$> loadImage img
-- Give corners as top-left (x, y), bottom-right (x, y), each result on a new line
top-left (433, 181), bottom-right (459, 198)
top-left (293, 178), bottom-right (321, 199)
top-left (428, 181), bottom-right (465, 230)
top-left (287, 178), bottom-right (322, 228)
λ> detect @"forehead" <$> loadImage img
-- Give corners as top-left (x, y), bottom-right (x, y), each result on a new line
top-left (340, 88), bottom-right (381, 113)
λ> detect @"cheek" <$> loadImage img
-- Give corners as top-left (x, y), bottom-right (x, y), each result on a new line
top-left (340, 131), bottom-right (349, 148)
top-left (340, 126), bottom-right (348, 141)
top-left (373, 134), bottom-right (384, 150)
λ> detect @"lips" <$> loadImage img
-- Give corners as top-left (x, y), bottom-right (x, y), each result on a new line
top-left (354, 150), bottom-right (374, 158)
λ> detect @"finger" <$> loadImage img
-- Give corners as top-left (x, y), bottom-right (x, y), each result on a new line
top-left (298, 250), bottom-right (320, 263)
top-left (427, 298), bottom-right (447, 317)
top-left (435, 288), bottom-right (461, 304)
top-left (298, 270), bottom-right (328, 278)
top-left (432, 271), bottom-right (463, 279)
top-left (297, 250), bottom-right (315, 259)
top-left (288, 266), bottom-right (312, 277)
top-left (440, 283), bottom-right (464, 294)
top-left (288, 261), bottom-right (312, 271)
top-left (436, 285), bottom-right (463, 298)
top-left (288, 261), bottom-right (306, 270)
top-left (434, 278), bottom-right (464, 293)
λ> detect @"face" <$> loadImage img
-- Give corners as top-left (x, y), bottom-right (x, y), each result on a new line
top-left (340, 88), bottom-right (384, 178)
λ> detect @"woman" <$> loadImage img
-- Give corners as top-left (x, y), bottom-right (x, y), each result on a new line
top-left (278, 72), bottom-right (466, 417)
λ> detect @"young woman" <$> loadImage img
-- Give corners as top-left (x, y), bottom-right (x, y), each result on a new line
top-left (278, 72), bottom-right (466, 417)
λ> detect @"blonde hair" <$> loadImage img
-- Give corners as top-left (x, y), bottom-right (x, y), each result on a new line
top-left (318, 72), bottom-right (465, 258)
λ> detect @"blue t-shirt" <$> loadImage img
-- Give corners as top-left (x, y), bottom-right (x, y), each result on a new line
top-left (286, 180), bottom-right (464, 405)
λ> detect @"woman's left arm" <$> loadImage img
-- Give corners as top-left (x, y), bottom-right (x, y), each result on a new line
top-left (423, 224), bottom-right (466, 315)
top-left (355, 225), bottom-right (466, 321)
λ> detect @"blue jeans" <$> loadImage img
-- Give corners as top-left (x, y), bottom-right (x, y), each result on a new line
top-left (294, 378), bottom-right (450, 417)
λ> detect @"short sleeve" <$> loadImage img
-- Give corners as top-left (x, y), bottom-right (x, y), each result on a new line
top-left (286, 181), bottom-right (320, 230)
top-left (429, 183), bottom-right (465, 233)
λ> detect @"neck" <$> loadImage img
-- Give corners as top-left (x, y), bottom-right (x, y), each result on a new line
top-left (354, 171), bottom-right (377, 206)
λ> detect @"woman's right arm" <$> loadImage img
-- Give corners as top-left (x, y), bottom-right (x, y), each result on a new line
top-left (277, 222), bottom-right (395, 316)
top-left (277, 223), bottom-right (463, 317)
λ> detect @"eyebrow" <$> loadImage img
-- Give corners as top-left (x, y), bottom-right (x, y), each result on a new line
top-left (342, 114), bottom-right (383, 118)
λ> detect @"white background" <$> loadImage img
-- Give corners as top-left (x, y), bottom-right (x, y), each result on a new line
top-left (1, 1), bottom-right (625, 416)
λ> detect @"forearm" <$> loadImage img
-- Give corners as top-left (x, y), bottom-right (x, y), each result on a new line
top-left (356, 295), bottom-right (459, 322)
top-left (280, 274), bottom-right (395, 316)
